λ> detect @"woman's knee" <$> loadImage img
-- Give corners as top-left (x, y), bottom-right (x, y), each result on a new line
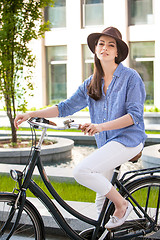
top-left (73, 165), bottom-right (89, 183)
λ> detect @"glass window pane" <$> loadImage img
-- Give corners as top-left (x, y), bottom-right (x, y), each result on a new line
top-left (130, 42), bottom-right (155, 59)
top-left (47, 45), bottom-right (67, 61)
top-left (47, 0), bottom-right (66, 28)
top-left (82, 0), bottom-right (104, 27)
top-left (50, 64), bottom-right (67, 99)
top-left (128, 0), bottom-right (154, 25)
top-left (46, 46), bottom-right (67, 103)
top-left (129, 42), bottom-right (155, 105)
top-left (82, 45), bottom-right (94, 80)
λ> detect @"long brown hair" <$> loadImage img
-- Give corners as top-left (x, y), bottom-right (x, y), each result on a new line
top-left (87, 41), bottom-right (122, 101)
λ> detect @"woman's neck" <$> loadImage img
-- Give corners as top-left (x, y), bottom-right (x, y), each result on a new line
top-left (101, 62), bottom-right (118, 93)
top-left (102, 62), bottom-right (118, 80)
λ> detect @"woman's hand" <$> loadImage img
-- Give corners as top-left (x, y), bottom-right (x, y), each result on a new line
top-left (14, 113), bottom-right (31, 129)
top-left (80, 123), bottom-right (102, 136)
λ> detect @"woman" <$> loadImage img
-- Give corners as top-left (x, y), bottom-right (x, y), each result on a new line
top-left (14, 27), bottom-right (147, 229)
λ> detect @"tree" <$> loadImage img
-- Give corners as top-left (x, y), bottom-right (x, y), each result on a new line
top-left (0, 0), bottom-right (54, 143)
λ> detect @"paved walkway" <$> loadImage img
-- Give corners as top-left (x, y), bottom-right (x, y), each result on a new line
top-left (0, 162), bottom-right (98, 233)
top-left (1, 161), bottom-right (160, 239)
top-left (0, 158), bottom-right (148, 233)
top-left (0, 152), bottom-right (144, 232)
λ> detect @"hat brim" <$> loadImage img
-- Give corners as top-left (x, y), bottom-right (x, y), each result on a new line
top-left (87, 32), bottom-right (129, 62)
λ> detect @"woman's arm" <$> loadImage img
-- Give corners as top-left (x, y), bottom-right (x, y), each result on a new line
top-left (14, 105), bottom-right (59, 129)
top-left (101, 114), bottom-right (134, 131)
top-left (81, 114), bottom-right (134, 136)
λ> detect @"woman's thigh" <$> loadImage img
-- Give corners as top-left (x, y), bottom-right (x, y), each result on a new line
top-left (74, 141), bottom-right (143, 177)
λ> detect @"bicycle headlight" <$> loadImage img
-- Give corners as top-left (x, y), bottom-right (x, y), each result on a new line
top-left (10, 170), bottom-right (18, 181)
top-left (10, 169), bottom-right (23, 181)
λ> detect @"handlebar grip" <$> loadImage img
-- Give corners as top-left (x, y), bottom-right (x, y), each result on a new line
top-left (48, 120), bottom-right (57, 126)
top-left (30, 117), bottom-right (57, 126)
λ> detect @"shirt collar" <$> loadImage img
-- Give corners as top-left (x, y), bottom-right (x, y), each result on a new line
top-left (101, 63), bottom-right (124, 96)
top-left (113, 63), bottom-right (123, 77)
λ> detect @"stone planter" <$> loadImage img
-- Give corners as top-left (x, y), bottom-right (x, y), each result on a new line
top-left (144, 112), bottom-right (160, 125)
top-left (0, 137), bottom-right (74, 164)
top-left (142, 144), bottom-right (160, 168)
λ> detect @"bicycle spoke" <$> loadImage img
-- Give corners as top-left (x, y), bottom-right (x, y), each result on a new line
top-left (0, 194), bottom-right (43, 239)
top-left (107, 177), bottom-right (160, 239)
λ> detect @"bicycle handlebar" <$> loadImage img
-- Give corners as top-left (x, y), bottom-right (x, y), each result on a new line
top-left (27, 117), bottom-right (81, 130)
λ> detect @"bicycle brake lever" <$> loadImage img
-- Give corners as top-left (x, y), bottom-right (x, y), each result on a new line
top-left (63, 119), bottom-right (74, 128)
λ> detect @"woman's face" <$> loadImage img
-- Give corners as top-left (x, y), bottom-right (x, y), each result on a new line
top-left (95, 35), bottom-right (118, 63)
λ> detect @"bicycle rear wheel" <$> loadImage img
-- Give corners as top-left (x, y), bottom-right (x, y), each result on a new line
top-left (106, 176), bottom-right (160, 239)
top-left (0, 193), bottom-right (44, 240)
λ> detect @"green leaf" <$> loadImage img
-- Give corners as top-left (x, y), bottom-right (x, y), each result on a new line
top-left (0, 0), bottom-right (55, 143)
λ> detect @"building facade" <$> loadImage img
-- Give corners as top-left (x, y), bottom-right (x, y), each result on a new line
top-left (30, 0), bottom-right (160, 109)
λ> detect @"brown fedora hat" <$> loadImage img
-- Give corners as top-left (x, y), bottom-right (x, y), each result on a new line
top-left (87, 27), bottom-right (129, 62)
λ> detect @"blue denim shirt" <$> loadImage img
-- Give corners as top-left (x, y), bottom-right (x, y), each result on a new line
top-left (58, 63), bottom-right (147, 148)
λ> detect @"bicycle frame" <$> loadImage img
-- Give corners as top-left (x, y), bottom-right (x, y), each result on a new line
top-left (5, 119), bottom-right (160, 240)
top-left (28, 149), bottom-right (98, 240)
top-left (102, 166), bottom-right (160, 239)
top-left (11, 147), bottom-right (160, 240)
top-left (8, 125), bottom-right (104, 240)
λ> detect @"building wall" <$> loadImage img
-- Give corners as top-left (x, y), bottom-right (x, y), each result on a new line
top-left (128, 0), bottom-right (160, 108)
top-left (44, 0), bottom-right (129, 104)
top-left (28, 0), bottom-right (159, 109)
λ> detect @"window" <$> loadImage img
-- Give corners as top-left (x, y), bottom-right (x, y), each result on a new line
top-left (129, 42), bottom-right (155, 104)
top-left (128, 0), bottom-right (154, 25)
top-left (45, 0), bottom-right (66, 28)
top-left (82, 45), bottom-right (94, 80)
top-left (81, 0), bottom-right (104, 27)
top-left (46, 46), bottom-right (67, 103)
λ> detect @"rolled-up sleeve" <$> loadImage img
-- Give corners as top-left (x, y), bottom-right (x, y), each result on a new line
top-left (126, 73), bottom-right (146, 125)
top-left (58, 82), bottom-right (88, 117)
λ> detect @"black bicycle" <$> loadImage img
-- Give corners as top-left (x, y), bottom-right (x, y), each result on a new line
top-left (0, 117), bottom-right (160, 240)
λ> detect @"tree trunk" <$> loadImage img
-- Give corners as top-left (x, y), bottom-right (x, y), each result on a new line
top-left (6, 108), bottom-right (17, 144)
top-left (10, 118), bottom-right (17, 143)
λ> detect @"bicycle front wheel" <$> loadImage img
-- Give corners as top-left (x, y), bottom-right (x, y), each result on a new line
top-left (0, 193), bottom-right (44, 240)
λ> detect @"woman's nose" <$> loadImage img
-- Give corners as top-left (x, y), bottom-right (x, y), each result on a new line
top-left (102, 45), bottom-right (107, 50)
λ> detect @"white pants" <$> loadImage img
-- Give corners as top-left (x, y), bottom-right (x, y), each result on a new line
top-left (73, 141), bottom-right (143, 214)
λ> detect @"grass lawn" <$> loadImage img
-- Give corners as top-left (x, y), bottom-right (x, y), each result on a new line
top-left (0, 175), bottom-right (159, 209)
top-left (0, 127), bottom-right (81, 132)
top-left (0, 175), bottom-right (96, 202)
top-left (0, 127), bottom-right (159, 205)
top-left (132, 187), bottom-right (160, 208)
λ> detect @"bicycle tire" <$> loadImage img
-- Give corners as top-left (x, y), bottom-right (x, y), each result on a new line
top-left (105, 176), bottom-right (160, 239)
top-left (0, 193), bottom-right (44, 240)
top-left (79, 227), bottom-right (111, 240)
